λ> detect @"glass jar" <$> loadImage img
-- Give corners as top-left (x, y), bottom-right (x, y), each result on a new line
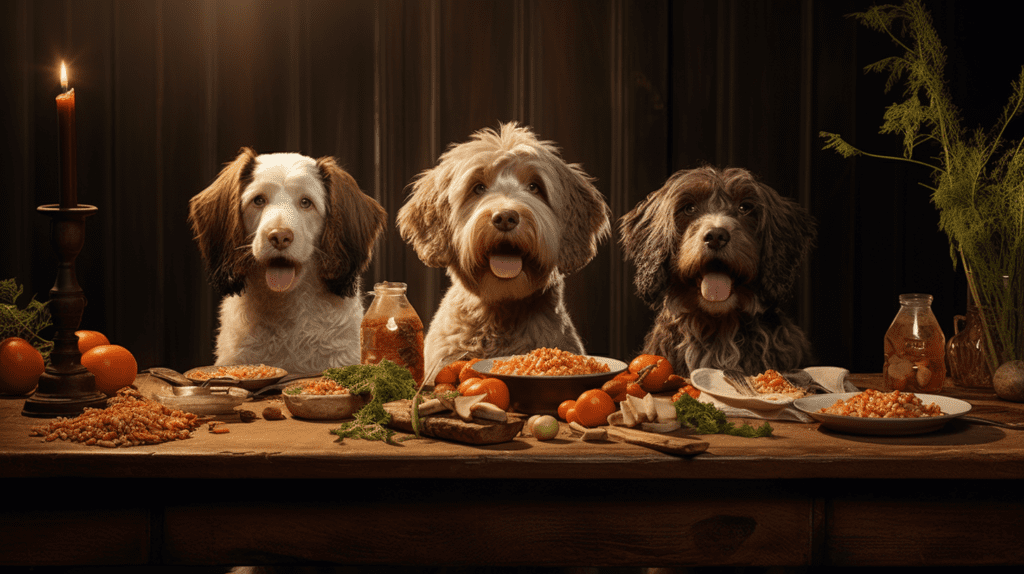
top-left (360, 282), bottom-right (425, 386)
top-left (946, 292), bottom-right (994, 388)
top-left (883, 293), bottom-right (946, 393)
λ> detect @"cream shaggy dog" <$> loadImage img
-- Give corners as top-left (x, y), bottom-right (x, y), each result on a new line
top-left (619, 166), bottom-right (816, 376)
top-left (397, 123), bottom-right (612, 376)
top-left (189, 147), bottom-right (386, 374)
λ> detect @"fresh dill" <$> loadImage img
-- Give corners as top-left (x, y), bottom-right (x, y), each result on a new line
top-left (673, 394), bottom-right (774, 438)
top-left (1, 278), bottom-right (53, 362)
top-left (820, 0), bottom-right (1024, 367)
top-left (324, 360), bottom-right (417, 443)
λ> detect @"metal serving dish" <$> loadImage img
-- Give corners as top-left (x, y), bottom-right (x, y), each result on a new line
top-left (471, 355), bottom-right (627, 415)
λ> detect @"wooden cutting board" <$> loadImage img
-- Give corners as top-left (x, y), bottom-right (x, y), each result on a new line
top-left (384, 400), bottom-right (525, 445)
top-left (605, 426), bottom-right (710, 456)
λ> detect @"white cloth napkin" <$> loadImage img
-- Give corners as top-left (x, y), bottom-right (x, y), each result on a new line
top-left (697, 366), bottom-right (857, 423)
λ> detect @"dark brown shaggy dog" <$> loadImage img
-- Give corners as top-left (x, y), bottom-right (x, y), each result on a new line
top-left (619, 166), bottom-right (816, 376)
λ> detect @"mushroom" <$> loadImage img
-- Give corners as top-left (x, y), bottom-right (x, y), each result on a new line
top-left (454, 394), bottom-right (487, 421)
top-left (470, 402), bottom-right (508, 422)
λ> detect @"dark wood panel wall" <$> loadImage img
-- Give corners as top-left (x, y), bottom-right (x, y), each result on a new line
top-left (2, 0), bottom-right (1014, 375)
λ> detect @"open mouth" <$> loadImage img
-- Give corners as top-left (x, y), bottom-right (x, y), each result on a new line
top-left (699, 261), bottom-right (735, 302)
top-left (487, 244), bottom-right (525, 280)
top-left (265, 257), bottom-right (299, 292)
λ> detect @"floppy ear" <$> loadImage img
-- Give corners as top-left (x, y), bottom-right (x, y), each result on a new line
top-left (316, 156), bottom-right (387, 298)
top-left (618, 176), bottom-right (681, 308)
top-left (396, 164), bottom-right (457, 268)
top-left (188, 147), bottom-right (257, 297)
top-left (555, 162), bottom-right (612, 274)
top-left (755, 181), bottom-right (817, 304)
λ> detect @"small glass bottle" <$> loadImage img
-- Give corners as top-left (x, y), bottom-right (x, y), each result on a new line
top-left (883, 293), bottom-right (946, 393)
top-left (360, 282), bottom-right (425, 386)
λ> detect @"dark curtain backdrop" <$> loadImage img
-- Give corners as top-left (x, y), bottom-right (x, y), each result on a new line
top-left (2, 0), bottom-right (1019, 374)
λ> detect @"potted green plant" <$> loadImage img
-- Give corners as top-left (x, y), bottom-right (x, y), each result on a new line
top-left (820, 0), bottom-right (1023, 378)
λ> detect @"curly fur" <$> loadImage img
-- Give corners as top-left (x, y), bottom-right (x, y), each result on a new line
top-left (397, 123), bottom-right (611, 376)
top-left (619, 166), bottom-right (815, 376)
top-left (189, 148), bottom-right (386, 373)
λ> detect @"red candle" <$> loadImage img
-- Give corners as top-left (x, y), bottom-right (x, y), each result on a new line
top-left (56, 61), bottom-right (77, 209)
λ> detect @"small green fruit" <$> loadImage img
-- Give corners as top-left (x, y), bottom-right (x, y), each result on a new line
top-left (532, 415), bottom-right (560, 441)
top-left (993, 360), bottom-right (1024, 402)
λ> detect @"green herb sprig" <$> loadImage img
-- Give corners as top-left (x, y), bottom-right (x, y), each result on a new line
top-left (324, 360), bottom-right (417, 443)
top-left (1, 278), bottom-right (53, 362)
top-left (820, 0), bottom-right (1024, 366)
top-left (673, 394), bottom-right (774, 438)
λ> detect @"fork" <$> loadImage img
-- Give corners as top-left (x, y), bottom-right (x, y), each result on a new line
top-left (960, 416), bottom-right (1024, 430)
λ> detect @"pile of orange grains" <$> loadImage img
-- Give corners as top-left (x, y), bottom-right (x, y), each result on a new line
top-left (293, 378), bottom-right (351, 395)
top-left (491, 347), bottom-right (610, 376)
top-left (819, 388), bottom-right (942, 418)
top-left (190, 364), bottom-right (279, 380)
top-left (29, 387), bottom-right (204, 448)
top-left (752, 369), bottom-right (804, 396)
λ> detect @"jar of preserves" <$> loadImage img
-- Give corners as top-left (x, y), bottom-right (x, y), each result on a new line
top-left (883, 293), bottom-right (946, 393)
top-left (360, 282), bottom-right (425, 386)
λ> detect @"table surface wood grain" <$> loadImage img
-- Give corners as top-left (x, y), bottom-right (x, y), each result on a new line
top-left (5, 373), bottom-right (1024, 568)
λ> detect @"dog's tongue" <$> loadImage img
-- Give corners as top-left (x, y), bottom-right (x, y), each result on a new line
top-left (489, 254), bottom-right (523, 279)
top-left (701, 273), bottom-right (733, 302)
top-left (266, 264), bottom-right (296, 292)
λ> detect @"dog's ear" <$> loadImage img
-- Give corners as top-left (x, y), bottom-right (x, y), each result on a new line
top-left (618, 177), bottom-right (680, 308)
top-left (755, 181), bottom-right (817, 304)
top-left (316, 156), bottom-right (387, 298)
top-left (188, 147), bottom-right (257, 297)
top-left (555, 163), bottom-right (612, 274)
top-left (396, 164), bottom-right (456, 268)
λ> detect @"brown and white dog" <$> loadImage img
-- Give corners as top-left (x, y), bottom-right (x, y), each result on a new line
top-left (189, 148), bottom-right (386, 373)
top-left (397, 123), bottom-right (612, 376)
top-left (619, 166), bottom-right (816, 376)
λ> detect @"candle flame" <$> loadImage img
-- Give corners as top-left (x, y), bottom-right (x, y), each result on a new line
top-left (60, 62), bottom-right (68, 91)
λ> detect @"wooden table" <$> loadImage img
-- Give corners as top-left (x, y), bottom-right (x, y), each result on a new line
top-left (3, 374), bottom-right (1024, 568)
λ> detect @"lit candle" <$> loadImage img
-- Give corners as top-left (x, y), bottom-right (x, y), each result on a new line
top-left (56, 61), bottom-right (77, 209)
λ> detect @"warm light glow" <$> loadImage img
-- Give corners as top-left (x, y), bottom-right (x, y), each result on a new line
top-left (60, 61), bottom-right (68, 91)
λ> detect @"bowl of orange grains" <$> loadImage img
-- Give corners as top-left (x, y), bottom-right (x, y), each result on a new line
top-left (184, 364), bottom-right (287, 391)
top-left (281, 377), bottom-right (365, 420)
top-left (471, 348), bottom-right (627, 415)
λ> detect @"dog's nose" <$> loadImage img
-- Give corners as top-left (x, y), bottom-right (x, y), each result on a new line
top-left (269, 228), bottom-right (294, 250)
top-left (703, 227), bottom-right (730, 250)
top-left (492, 210), bottom-right (520, 232)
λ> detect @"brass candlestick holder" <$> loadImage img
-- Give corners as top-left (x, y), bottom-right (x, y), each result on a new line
top-left (22, 203), bottom-right (108, 418)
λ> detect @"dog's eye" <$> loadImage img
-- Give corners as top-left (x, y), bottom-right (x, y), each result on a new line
top-left (680, 203), bottom-right (698, 217)
top-left (738, 202), bottom-right (755, 215)
top-left (253, 196), bottom-right (266, 207)
top-left (473, 183), bottom-right (487, 195)
top-left (528, 182), bottom-right (543, 194)
top-left (300, 198), bottom-right (313, 209)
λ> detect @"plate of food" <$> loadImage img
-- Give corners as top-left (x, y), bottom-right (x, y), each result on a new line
top-left (471, 348), bottom-right (627, 414)
top-left (281, 377), bottom-right (365, 420)
top-left (793, 389), bottom-right (972, 435)
top-left (183, 364), bottom-right (287, 391)
top-left (690, 368), bottom-right (816, 410)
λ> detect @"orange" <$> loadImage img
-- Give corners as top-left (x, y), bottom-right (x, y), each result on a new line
top-left (435, 360), bottom-right (469, 386)
top-left (75, 330), bottom-right (110, 354)
top-left (573, 388), bottom-right (615, 427)
top-left (601, 372), bottom-right (637, 401)
top-left (557, 399), bottom-right (576, 421)
top-left (629, 354), bottom-right (674, 392)
top-left (626, 381), bottom-right (647, 399)
top-left (0, 337), bottom-right (45, 395)
top-left (457, 377), bottom-right (481, 395)
top-left (460, 377), bottom-right (510, 411)
top-left (459, 358), bottom-right (485, 383)
top-left (565, 407), bottom-right (580, 425)
top-left (81, 344), bottom-right (138, 396)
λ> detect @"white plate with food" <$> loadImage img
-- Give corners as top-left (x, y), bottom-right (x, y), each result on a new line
top-left (183, 364), bottom-right (287, 391)
top-left (690, 368), bottom-right (813, 410)
top-left (793, 391), bottom-right (972, 435)
top-left (471, 351), bottom-right (627, 415)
